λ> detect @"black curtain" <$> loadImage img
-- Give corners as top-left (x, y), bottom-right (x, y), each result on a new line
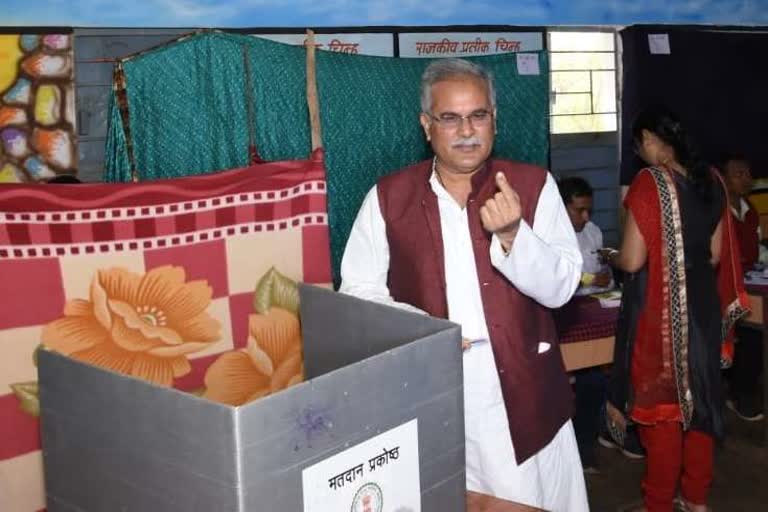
top-left (620, 25), bottom-right (768, 185)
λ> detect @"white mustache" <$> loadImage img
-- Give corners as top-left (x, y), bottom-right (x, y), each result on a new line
top-left (452, 137), bottom-right (481, 148)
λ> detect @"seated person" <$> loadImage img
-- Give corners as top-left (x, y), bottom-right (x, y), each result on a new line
top-left (719, 154), bottom-right (759, 269)
top-left (557, 177), bottom-right (636, 473)
top-left (718, 154), bottom-right (764, 421)
top-left (558, 177), bottom-right (614, 295)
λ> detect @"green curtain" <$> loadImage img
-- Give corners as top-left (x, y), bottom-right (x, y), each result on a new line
top-left (104, 32), bottom-right (550, 283)
top-left (103, 87), bottom-right (132, 182)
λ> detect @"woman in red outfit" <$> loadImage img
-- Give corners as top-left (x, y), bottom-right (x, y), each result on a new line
top-left (604, 106), bottom-right (749, 512)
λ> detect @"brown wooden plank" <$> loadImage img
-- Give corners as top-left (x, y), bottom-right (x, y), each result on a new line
top-left (561, 336), bottom-right (614, 371)
top-left (467, 491), bottom-right (544, 512)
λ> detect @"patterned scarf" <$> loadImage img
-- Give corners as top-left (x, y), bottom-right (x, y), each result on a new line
top-left (647, 167), bottom-right (748, 428)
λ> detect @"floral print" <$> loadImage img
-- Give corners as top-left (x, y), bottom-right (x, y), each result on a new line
top-left (42, 265), bottom-right (221, 386)
top-left (203, 307), bottom-right (304, 406)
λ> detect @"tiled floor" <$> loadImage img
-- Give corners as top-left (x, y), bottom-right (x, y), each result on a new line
top-left (585, 409), bottom-right (768, 512)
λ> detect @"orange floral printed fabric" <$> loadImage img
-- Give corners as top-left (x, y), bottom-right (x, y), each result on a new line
top-left (42, 266), bottom-right (221, 387)
top-left (204, 308), bottom-right (304, 406)
top-left (0, 151), bottom-right (331, 512)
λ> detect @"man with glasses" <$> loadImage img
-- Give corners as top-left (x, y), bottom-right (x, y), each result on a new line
top-left (340, 58), bottom-right (587, 511)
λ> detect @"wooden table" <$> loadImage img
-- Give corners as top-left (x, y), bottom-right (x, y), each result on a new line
top-left (555, 296), bottom-right (619, 371)
top-left (467, 491), bottom-right (544, 511)
top-left (739, 285), bottom-right (768, 443)
top-left (561, 334), bottom-right (615, 371)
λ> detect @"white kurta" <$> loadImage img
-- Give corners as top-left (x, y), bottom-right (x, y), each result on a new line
top-left (575, 220), bottom-right (614, 296)
top-left (733, 197), bottom-right (768, 264)
top-left (340, 171), bottom-right (589, 511)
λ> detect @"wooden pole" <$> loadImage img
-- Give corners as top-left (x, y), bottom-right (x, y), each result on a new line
top-left (305, 30), bottom-right (323, 152)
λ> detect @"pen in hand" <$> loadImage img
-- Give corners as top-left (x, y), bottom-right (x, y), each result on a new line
top-left (462, 337), bottom-right (489, 351)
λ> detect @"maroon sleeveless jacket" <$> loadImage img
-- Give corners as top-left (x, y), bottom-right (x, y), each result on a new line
top-left (377, 158), bottom-right (574, 463)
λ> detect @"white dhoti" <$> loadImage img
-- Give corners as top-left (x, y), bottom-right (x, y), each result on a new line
top-left (339, 172), bottom-right (588, 510)
top-left (464, 342), bottom-right (589, 512)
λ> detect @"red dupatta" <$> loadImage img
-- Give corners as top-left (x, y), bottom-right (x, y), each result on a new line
top-left (715, 171), bottom-right (753, 365)
top-left (627, 167), bottom-right (749, 428)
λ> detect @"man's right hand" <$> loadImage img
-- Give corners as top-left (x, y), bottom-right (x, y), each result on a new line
top-left (479, 173), bottom-right (522, 252)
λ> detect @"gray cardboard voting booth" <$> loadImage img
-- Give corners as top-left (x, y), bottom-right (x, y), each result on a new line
top-left (38, 284), bottom-right (465, 511)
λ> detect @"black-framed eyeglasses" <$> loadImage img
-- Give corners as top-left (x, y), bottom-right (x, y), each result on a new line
top-left (427, 109), bottom-right (493, 129)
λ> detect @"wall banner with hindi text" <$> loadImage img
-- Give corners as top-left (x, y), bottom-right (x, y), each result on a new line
top-left (399, 31), bottom-right (543, 58)
top-left (255, 33), bottom-right (394, 57)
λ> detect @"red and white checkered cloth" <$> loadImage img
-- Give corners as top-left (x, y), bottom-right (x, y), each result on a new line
top-left (554, 296), bottom-right (619, 345)
top-left (0, 149), bottom-right (331, 511)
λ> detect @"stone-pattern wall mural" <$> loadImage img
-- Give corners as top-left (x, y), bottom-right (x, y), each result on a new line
top-left (0, 33), bottom-right (76, 183)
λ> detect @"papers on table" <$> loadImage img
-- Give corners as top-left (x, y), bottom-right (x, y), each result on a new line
top-left (745, 270), bottom-right (768, 285)
top-left (590, 290), bottom-right (622, 308)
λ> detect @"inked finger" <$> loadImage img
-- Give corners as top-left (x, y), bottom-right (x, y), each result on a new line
top-left (495, 172), bottom-right (517, 202)
top-left (494, 191), bottom-right (510, 211)
top-left (485, 198), bottom-right (502, 219)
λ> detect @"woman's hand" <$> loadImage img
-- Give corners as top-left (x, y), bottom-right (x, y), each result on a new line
top-left (606, 401), bottom-right (628, 435)
top-left (597, 248), bottom-right (619, 265)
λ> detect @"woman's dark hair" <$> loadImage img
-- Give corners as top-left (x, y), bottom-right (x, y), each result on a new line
top-left (632, 105), bottom-right (712, 199)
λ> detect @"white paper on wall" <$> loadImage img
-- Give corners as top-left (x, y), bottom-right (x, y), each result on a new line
top-left (516, 53), bottom-right (541, 75)
top-left (648, 34), bottom-right (671, 55)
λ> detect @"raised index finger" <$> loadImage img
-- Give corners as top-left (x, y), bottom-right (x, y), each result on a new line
top-left (495, 172), bottom-right (517, 202)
